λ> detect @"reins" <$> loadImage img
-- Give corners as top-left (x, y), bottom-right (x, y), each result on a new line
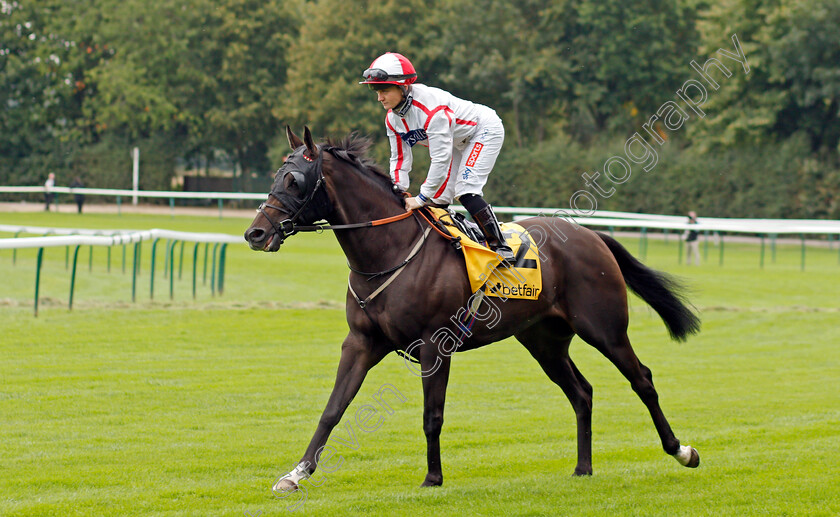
top-left (414, 207), bottom-right (464, 245)
top-left (280, 204), bottom-right (415, 233)
top-left (257, 144), bottom-right (464, 311)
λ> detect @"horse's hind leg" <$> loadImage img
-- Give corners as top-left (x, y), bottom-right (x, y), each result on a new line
top-left (578, 326), bottom-right (700, 468)
top-left (515, 321), bottom-right (594, 476)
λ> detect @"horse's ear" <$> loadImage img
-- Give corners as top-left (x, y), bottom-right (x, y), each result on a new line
top-left (303, 126), bottom-right (318, 158)
top-left (286, 126), bottom-right (303, 150)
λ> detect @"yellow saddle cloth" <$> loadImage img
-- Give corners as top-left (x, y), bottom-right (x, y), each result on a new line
top-left (429, 208), bottom-right (542, 300)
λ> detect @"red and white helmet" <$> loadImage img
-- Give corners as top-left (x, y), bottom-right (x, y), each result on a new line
top-left (360, 52), bottom-right (417, 87)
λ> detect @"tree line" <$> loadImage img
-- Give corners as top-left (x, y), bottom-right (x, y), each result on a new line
top-left (2, 0), bottom-right (838, 218)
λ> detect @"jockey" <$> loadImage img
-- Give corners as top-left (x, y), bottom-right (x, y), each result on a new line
top-left (360, 52), bottom-right (514, 261)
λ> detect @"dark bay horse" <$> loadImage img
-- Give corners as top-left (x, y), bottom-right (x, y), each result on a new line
top-left (244, 127), bottom-right (701, 491)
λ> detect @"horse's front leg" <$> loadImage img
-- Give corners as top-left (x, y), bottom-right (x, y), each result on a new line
top-left (274, 332), bottom-right (388, 492)
top-left (419, 347), bottom-right (452, 487)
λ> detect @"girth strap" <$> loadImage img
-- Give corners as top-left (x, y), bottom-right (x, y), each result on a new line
top-left (348, 226), bottom-right (432, 309)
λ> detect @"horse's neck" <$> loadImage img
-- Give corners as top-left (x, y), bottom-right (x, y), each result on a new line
top-left (326, 172), bottom-right (421, 273)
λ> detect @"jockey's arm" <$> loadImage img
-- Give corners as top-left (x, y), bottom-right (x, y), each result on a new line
top-left (419, 116), bottom-right (454, 203)
top-left (387, 115), bottom-right (412, 191)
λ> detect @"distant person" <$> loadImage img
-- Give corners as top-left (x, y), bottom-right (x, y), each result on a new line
top-left (683, 211), bottom-right (700, 265)
top-left (44, 173), bottom-right (55, 211)
top-left (70, 177), bottom-right (85, 214)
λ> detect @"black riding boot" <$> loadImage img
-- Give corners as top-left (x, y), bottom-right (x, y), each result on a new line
top-left (472, 205), bottom-right (515, 261)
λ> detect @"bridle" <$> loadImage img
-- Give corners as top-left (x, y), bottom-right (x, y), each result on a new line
top-left (255, 144), bottom-right (416, 250)
top-left (256, 146), bottom-right (330, 246)
top-left (254, 144), bottom-right (463, 321)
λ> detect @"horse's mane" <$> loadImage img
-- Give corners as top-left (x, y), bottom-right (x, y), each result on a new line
top-left (325, 133), bottom-right (402, 199)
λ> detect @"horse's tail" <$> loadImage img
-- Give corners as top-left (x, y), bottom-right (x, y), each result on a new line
top-left (596, 232), bottom-right (700, 341)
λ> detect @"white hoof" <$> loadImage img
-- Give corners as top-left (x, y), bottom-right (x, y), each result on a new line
top-left (673, 444), bottom-right (700, 468)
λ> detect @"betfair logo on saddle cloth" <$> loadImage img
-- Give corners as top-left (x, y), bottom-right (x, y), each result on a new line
top-left (430, 208), bottom-right (542, 300)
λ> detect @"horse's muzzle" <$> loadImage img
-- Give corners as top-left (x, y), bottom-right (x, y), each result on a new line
top-left (244, 227), bottom-right (265, 250)
top-left (244, 227), bottom-right (284, 252)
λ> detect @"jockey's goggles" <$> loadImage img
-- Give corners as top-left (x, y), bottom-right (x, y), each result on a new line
top-left (361, 68), bottom-right (416, 87)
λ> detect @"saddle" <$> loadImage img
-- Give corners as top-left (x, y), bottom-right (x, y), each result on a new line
top-left (422, 208), bottom-right (543, 300)
top-left (443, 209), bottom-right (486, 245)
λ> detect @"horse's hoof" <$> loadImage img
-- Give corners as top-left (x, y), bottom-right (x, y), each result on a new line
top-left (673, 445), bottom-right (700, 468)
top-left (573, 467), bottom-right (593, 476)
top-left (272, 478), bottom-right (299, 493)
top-left (686, 447), bottom-right (700, 468)
top-left (420, 475), bottom-right (442, 487)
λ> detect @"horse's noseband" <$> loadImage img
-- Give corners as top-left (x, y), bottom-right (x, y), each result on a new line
top-left (256, 200), bottom-right (297, 244)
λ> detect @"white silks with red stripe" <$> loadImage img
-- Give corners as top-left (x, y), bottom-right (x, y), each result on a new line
top-left (384, 83), bottom-right (504, 205)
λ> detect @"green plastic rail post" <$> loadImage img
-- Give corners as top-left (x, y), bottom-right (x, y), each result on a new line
top-left (178, 241), bottom-right (185, 280)
top-left (34, 247), bottom-right (44, 317)
top-left (192, 243), bottom-right (200, 299)
top-left (106, 234), bottom-right (113, 273)
top-left (164, 240), bottom-right (172, 279)
top-left (210, 243), bottom-right (219, 296)
top-left (69, 245), bottom-right (81, 310)
top-left (150, 238), bottom-right (161, 300)
top-left (131, 242), bottom-right (140, 302)
top-left (203, 242), bottom-right (209, 285)
top-left (169, 240), bottom-right (177, 300)
top-left (218, 243), bottom-right (228, 295)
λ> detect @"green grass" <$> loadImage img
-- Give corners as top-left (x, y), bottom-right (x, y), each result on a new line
top-left (1, 212), bottom-right (839, 516)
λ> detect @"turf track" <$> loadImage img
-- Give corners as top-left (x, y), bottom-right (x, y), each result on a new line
top-left (1, 211), bottom-right (838, 516)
